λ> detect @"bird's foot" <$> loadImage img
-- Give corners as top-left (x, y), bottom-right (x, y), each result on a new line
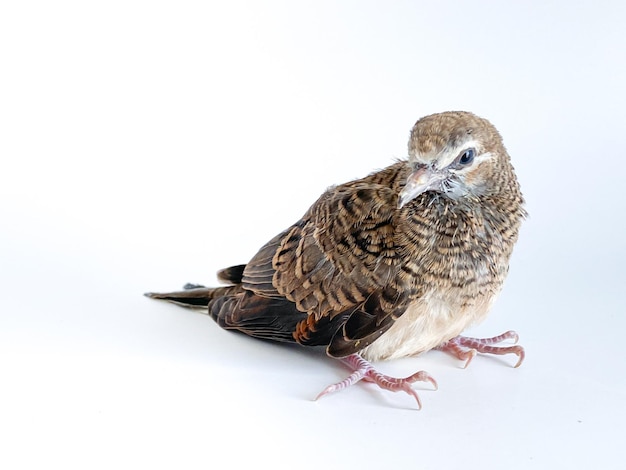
top-left (438, 330), bottom-right (524, 368)
top-left (315, 354), bottom-right (437, 409)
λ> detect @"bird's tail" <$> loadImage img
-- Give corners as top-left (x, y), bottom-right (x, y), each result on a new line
top-left (145, 283), bottom-right (224, 310)
top-left (145, 264), bottom-right (247, 310)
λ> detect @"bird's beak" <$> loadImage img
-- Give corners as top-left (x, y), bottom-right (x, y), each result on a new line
top-left (398, 167), bottom-right (444, 208)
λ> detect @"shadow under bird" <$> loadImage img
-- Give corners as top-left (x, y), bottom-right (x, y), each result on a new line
top-left (146, 111), bottom-right (527, 409)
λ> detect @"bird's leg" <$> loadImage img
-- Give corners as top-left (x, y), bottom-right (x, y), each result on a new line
top-left (438, 330), bottom-right (524, 368)
top-left (315, 354), bottom-right (438, 409)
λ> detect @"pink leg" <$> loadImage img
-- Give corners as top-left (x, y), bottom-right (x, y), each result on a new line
top-left (438, 330), bottom-right (525, 368)
top-left (315, 354), bottom-right (437, 409)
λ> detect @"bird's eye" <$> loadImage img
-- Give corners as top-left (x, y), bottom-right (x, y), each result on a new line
top-left (457, 148), bottom-right (475, 166)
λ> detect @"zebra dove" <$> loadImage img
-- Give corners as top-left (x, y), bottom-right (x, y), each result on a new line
top-left (146, 111), bottom-right (526, 409)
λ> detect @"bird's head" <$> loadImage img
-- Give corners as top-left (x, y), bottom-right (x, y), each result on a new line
top-left (398, 111), bottom-right (512, 208)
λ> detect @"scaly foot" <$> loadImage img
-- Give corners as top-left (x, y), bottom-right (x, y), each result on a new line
top-left (316, 354), bottom-right (437, 409)
top-left (438, 330), bottom-right (525, 368)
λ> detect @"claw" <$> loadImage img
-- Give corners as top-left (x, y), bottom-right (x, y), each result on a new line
top-left (402, 386), bottom-right (423, 410)
top-left (402, 370), bottom-right (438, 391)
top-left (461, 349), bottom-right (477, 369)
top-left (316, 354), bottom-right (436, 409)
top-left (511, 345), bottom-right (525, 368)
top-left (438, 330), bottom-right (525, 368)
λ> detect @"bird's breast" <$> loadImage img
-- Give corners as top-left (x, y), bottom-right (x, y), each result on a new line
top-left (359, 287), bottom-right (497, 361)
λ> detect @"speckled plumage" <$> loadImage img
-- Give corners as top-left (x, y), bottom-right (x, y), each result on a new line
top-left (147, 111), bottom-right (526, 408)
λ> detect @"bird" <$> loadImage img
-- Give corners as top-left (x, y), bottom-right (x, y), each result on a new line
top-left (146, 111), bottom-right (527, 409)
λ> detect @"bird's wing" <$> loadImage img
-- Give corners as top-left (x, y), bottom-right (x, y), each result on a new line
top-left (224, 162), bottom-right (416, 356)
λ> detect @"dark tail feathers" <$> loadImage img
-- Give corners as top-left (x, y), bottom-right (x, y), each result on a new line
top-left (145, 264), bottom-right (247, 310)
top-left (145, 284), bottom-right (232, 310)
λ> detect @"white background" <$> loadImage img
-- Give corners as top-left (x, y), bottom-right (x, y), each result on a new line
top-left (1, 1), bottom-right (625, 468)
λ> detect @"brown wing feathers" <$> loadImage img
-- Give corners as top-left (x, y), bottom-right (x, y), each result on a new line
top-left (207, 164), bottom-right (410, 356)
top-left (147, 163), bottom-right (412, 356)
